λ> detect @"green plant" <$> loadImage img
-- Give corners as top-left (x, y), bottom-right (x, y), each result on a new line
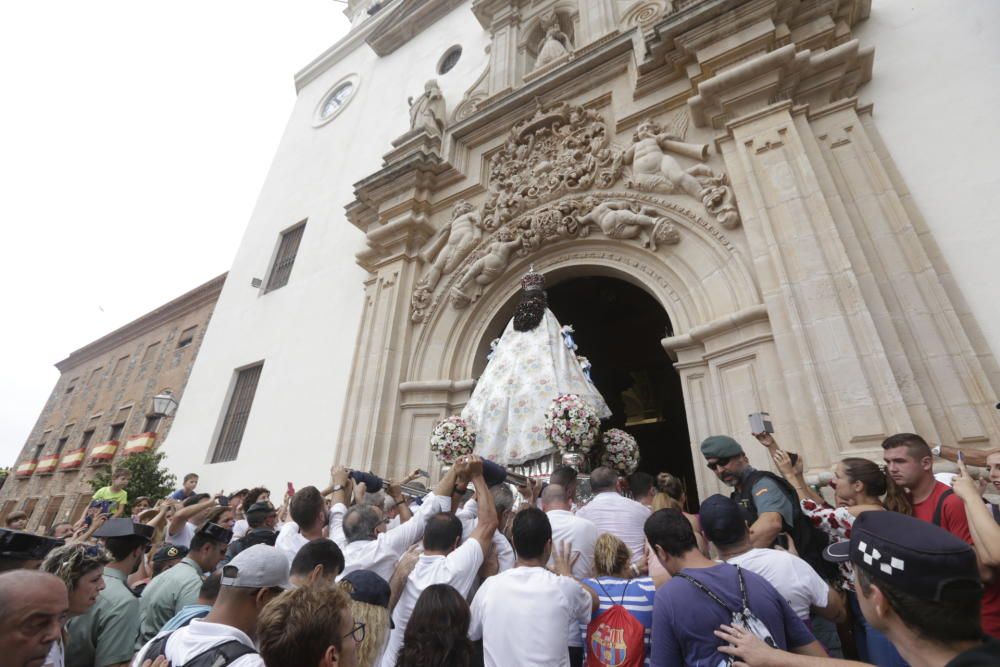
top-left (88, 451), bottom-right (176, 511)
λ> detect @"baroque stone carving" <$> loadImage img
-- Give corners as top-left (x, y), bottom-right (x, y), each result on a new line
top-left (579, 197), bottom-right (679, 250)
top-left (624, 116), bottom-right (741, 229)
top-left (408, 79), bottom-right (447, 137)
top-left (481, 101), bottom-right (623, 231)
top-left (533, 11), bottom-right (572, 71)
top-left (418, 200), bottom-right (482, 290)
top-left (620, 1), bottom-right (674, 29)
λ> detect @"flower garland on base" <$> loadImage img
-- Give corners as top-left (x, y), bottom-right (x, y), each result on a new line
top-left (600, 428), bottom-right (639, 475)
top-left (429, 416), bottom-right (476, 464)
top-left (544, 394), bottom-right (601, 454)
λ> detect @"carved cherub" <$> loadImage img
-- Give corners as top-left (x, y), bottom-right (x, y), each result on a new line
top-left (418, 200), bottom-right (482, 290)
top-left (623, 118), bottom-right (714, 198)
top-left (408, 79), bottom-right (446, 137)
top-left (452, 228), bottom-right (523, 298)
top-left (579, 197), bottom-right (678, 250)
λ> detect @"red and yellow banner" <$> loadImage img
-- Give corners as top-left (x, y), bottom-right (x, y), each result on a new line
top-left (35, 455), bottom-right (60, 475)
top-left (15, 460), bottom-right (37, 478)
top-left (58, 448), bottom-right (86, 470)
top-left (88, 440), bottom-right (119, 463)
top-left (124, 432), bottom-right (156, 456)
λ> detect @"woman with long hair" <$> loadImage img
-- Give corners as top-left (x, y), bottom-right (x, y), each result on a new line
top-left (339, 571), bottom-right (392, 667)
top-left (40, 542), bottom-right (112, 667)
top-left (582, 533), bottom-right (656, 666)
top-left (651, 472), bottom-right (707, 556)
top-left (396, 584), bottom-right (473, 667)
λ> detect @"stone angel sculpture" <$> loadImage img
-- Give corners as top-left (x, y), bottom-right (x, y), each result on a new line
top-left (408, 79), bottom-right (447, 137)
top-left (534, 11), bottom-right (571, 70)
top-left (417, 200), bottom-right (482, 291)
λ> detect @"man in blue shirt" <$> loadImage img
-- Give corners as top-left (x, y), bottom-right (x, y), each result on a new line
top-left (643, 508), bottom-right (824, 667)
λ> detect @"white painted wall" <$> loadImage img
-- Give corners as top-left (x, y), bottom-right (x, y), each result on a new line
top-left (162, 4), bottom-right (490, 492)
top-left (855, 0), bottom-right (1000, 360)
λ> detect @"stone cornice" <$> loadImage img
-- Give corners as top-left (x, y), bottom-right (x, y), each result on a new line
top-left (366, 0), bottom-right (467, 56)
top-left (54, 273), bottom-right (227, 372)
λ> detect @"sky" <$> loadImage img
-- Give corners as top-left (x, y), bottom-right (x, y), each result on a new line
top-left (0, 2), bottom-right (351, 465)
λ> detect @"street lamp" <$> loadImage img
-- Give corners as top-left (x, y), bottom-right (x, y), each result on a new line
top-left (150, 389), bottom-right (179, 418)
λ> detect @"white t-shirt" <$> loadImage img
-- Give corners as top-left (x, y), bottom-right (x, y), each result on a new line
top-left (458, 498), bottom-right (515, 572)
top-left (132, 619), bottom-right (264, 667)
top-left (470, 566), bottom-right (592, 667)
top-left (575, 492), bottom-right (651, 563)
top-left (331, 494), bottom-right (451, 582)
top-left (230, 518), bottom-right (249, 541)
top-left (166, 521), bottom-right (197, 548)
top-left (546, 509), bottom-right (599, 579)
top-left (380, 539), bottom-right (485, 667)
top-left (725, 548), bottom-right (830, 620)
top-left (274, 521), bottom-right (310, 565)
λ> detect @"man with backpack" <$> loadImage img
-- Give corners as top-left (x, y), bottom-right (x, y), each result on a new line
top-left (132, 544), bottom-right (291, 667)
top-left (643, 508), bottom-right (825, 666)
top-left (701, 435), bottom-right (833, 581)
top-left (222, 501), bottom-right (278, 566)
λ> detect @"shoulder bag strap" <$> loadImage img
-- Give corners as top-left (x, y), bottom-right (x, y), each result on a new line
top-left (187, 640), bottom-right (258, 667)
top-left (143, 631), bottom-right (175, 662)
top-left (932, 489), bottom-right (954, 527)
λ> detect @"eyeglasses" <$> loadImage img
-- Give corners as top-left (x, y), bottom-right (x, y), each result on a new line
top-left (706, 456), bottom-right (733, 471)
top-left (342, 621), bottom-right (366, 643)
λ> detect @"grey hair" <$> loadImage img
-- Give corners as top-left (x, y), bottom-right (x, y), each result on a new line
top-left (364, 490), bottom-right (386, 508)
top-left (540, 484), bottom-right (568, 506)
top-left (343, 505), bottom-right (382, 543)
top-left (589, 467), bottom-right (619, 493)
top-left (490, 483), bottom-right (515, 516)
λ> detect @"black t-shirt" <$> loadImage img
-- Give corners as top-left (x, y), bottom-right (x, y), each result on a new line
top-left (945, 638), bottom-right (1000, 666)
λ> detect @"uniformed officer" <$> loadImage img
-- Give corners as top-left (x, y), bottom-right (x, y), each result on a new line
top-left (0, 527), bottom-right (64, 572)
top-left (137, 522), bottom-right (231, 643)
top-left (65, 518), bottom-right (153, 667)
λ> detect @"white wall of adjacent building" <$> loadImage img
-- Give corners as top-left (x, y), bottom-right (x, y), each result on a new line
top-left (162, 4), bottom-right (490, 491)
top-left (163, 0), bottom-right (1000, 493)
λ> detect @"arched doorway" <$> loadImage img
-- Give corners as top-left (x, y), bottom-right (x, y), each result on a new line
top-left (470, 273), bottom-right (699, 507)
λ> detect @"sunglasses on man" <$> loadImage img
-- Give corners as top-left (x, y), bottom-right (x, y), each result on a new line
top-left (706, 456), bottom-right (733, 471)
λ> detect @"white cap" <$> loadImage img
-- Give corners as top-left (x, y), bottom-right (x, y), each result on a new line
top-left (220, 544), bottom-right (291, 590)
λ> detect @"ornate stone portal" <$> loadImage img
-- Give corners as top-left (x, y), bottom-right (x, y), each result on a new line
top-left (340, 0), bottom-right (1000, 495)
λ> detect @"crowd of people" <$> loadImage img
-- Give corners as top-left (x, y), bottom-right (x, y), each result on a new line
top-left (1, 431), bottom-right (999, 667)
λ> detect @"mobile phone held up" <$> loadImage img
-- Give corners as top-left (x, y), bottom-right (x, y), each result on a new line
top-left (749, 411), bottom-right (774, 434)
top-left (287, 481), bottom-right (296, 497)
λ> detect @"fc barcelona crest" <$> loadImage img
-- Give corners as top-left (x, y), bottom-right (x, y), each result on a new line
top-left (591, 623), bottom-right (628, 666)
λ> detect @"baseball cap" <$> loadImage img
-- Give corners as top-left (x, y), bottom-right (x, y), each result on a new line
top-left (221, 544), bottom-right (291, 590)
top-left (824, 510), bottom-right (982, 602)
top-left (698, 494), bottom-right (748, 546)
top-left (700, 435), bottom-right (744, 459)
top-left (341, 569), bottom-right (391, 608)
top-left (153, 544), bottom-right (188, 563)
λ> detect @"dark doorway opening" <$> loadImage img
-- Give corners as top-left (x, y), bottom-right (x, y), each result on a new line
top-left (545, 276), bottom-right (699, 509)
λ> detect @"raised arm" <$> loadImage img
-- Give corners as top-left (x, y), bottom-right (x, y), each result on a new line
top-left (466, 456), bottom-right (498, 552)
top-left (169, 495), bottom-right (215, 535)
top-left (940, 445), bottom-right (994, 468)
top-left (954, 458), bottom-right (1000, 568)
top-left (385, 479), bottom-right (413, 524)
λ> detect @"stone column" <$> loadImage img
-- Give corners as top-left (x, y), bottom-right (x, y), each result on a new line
top-left (577, 0), bottom-right (617, 46)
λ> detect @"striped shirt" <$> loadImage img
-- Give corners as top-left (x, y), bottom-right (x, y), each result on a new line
top-left (581, 576), bottom-right (656, 666)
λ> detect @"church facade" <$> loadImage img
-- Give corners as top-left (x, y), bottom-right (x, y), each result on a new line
top-left (162, 0), bottom-right (1000, 500)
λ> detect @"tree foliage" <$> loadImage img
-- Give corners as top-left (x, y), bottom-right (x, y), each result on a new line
top-left (88, 451), bottom-right (176, 511)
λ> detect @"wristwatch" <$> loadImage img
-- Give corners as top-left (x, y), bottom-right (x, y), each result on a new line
top-left (931, 445), bottom-right (941, 457)
top-left (332, 484), bottom-right (345, 493)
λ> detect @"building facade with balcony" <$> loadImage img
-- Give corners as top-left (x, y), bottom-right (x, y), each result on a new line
top-left (0, 274), bottom-right (226, 532)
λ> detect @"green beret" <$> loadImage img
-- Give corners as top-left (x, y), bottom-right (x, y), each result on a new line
top-left (700, 435), bottom-right (744, 459)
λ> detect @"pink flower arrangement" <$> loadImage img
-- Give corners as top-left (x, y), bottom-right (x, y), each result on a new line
top-left (544, 394), bottom-right (601, 454)
top-left (600, 428), bottom-right (639, 475)
top-left (429, 416), bottom-right (476, 464)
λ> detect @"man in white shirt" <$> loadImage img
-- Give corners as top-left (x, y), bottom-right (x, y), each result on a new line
top-left (133, 544), bottom-right (292, 667)
top-left (699, 494), bottom-right (846, 624)
top-left (329, 465), bottom-right (457, 582)
top-left (575, 466), bottom-right (651, 563)
top-left (470, 506), bottom-right (598, 667)
top-left (457, 482), bottom-right (516, 572)
top-left (166, 494), bottom-right (219, 548)
top-left (380, 456), bottom-right (497, 667)
top-left (275, 486), bottom-right (330, 565)
top-left (542, 483), bottom-right (599, 665)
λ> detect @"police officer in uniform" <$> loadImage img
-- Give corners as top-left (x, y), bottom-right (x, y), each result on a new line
top-left (65, 518), bottom-right (153, 667)
top-left (0, 527), bottom-right (64, 572)
top-left (138, 522), bottom-right (231, 643)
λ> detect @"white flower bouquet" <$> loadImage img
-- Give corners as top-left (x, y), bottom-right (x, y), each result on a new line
top-left (600, 428), bottom-right (639, 475)
top-left (544, 394), bottom-right (601, 454)
top-left (429, 416), bottom-right (476, 464)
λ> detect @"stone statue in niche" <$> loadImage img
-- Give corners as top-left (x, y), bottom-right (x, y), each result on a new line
top-left (417, 200), bottom-right (482, 291)
top-left (579, 197), bottom-right (679, 250)
top-left (408, 79), bottom-right (447, 137)
top-left (533, 11), bottom-right (571, 70)
top-left (450, 227), bottom-right (524, 307)
top-left (624, 117), bottom-right (742, 229)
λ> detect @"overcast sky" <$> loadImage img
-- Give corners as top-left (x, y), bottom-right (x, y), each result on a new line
top-left (0, 2), bottom-right (351, 465)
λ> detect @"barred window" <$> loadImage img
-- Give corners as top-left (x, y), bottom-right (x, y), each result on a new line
top-left (264, 223), bottom-right (306, 293)
top-left (177, 326), bottom-right (197, 349)
top-left (211, 363), bottom-right (263, 463)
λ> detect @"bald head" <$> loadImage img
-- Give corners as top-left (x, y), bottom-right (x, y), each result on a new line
top-left (589, 467), bottom-right (620, 494)
top-left (541, 484), bottom-right (570, 511)
top-left (0, 570), bottom-right (68, 667)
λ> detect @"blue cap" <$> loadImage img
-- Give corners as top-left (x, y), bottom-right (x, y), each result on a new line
top-left (341, 569), bottom-right (391, 608)
top-left (824, 510), bottom-right (981, 602)
top-left (698, 494), bottom-right (747, 546)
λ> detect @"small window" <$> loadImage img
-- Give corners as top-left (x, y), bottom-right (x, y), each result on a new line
top-left (438, 45), bottom-right (462, 75)
top-left (321, 82), bottom-right (354, 119)
top-left (314, 74), bottom-right (360, 127)
top-left (112, 356), bottom-right (129, 376)
top-left (79, 430), bottom-right (95, 451)
top-left (109, 423), bottom-right (125, 442)
top-left (265, 223), bottom-right (306, 293)
top-left (55, 437), bottom-right (69, 456)
top-left (143, 415), bottom-right (162, 434)
top-left (177, 326), bottom-right (197, 349)
top-left (142, 342), bottom-right (161, 365)
top-left (211, 363), bottom-right (264, 463)
top-left (88, 367), bottom-right (103, 385)
top-left (65, 378), bottom-right (78, 394)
